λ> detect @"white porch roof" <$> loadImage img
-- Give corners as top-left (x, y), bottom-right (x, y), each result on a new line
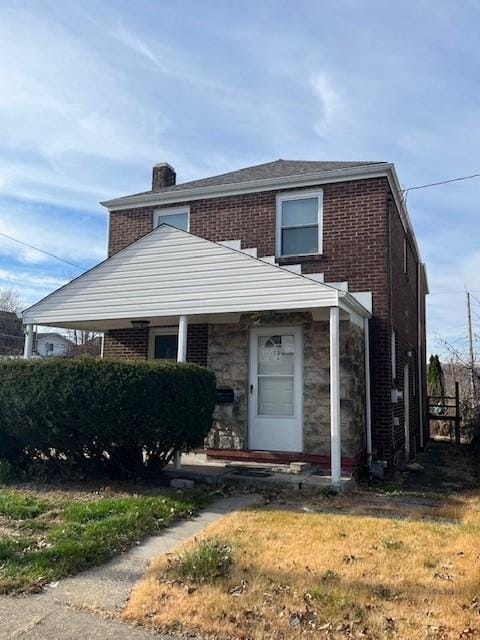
top-left (23, 225), bottom-right (370, 330)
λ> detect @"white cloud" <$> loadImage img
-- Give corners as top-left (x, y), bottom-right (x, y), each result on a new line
top-left (310, 72), bottom-right (347, 137)
top-left (0, 268), bottom-right (67, 290)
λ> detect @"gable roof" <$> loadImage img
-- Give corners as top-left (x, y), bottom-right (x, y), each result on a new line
top-left (101, 158), bottom-right (387, 209)
top-left (23, 225), bottom-right (369, 329)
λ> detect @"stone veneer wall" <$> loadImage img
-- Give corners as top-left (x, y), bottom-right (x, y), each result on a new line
top-left (206, 311), bottom-right (366, 460)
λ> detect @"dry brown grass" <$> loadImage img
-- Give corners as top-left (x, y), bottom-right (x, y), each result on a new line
top-left (123, 490), bottom-right (480, 640)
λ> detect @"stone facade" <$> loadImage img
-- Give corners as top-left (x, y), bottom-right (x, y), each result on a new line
top-left (206, 311), bottom-right (366, 460)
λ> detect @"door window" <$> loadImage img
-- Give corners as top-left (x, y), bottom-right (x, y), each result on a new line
top-left (257, 334), bottom-right (295, 416)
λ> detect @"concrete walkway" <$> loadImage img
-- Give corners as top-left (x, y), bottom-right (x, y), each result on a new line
top-left (0, 494), bottom-right (257, 640)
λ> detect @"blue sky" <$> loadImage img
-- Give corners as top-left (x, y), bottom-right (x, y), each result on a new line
top-left (0, 0), bottom-right (479, 356)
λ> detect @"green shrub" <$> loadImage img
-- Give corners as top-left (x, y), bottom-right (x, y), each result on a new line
top-left (0, 358), bottom-right (216, 478)
top-left (0, 459), bottom-right (13, 484)
top-left (172, 537), bottom-right (232, 583)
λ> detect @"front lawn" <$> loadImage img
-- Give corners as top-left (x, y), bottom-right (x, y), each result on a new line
top-left (123, 489), bottom-right (480, 639)
top-left (0, 486), bottom-right (208, 594)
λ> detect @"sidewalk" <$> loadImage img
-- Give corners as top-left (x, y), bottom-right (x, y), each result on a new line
top-left (0, 494), bottom-right (257, 640)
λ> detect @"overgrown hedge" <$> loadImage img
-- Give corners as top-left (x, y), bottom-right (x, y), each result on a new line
top-left (0, 358), bottom-right (216, 478)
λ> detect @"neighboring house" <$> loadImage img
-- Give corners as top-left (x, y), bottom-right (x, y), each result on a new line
top-left (22, 159), bottom-right (428, 483)
top-left (0, 310), bottom-right (23, 356)
top-left (34, 332), bottom-right (71, 357)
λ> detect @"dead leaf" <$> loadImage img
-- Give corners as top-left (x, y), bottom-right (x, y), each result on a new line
top-left (434, 572), bottom-right (455, 581)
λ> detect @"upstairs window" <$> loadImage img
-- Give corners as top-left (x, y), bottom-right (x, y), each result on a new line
top-left (276, 190), bottom-right (323, 257)
top-left (153, 206), bottom-right (189, 231)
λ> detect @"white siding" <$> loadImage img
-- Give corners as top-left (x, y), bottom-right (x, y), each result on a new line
top-left (35, 335), bottom-right (69, 357)
top-left (24, 225), bottom-right (339, 325)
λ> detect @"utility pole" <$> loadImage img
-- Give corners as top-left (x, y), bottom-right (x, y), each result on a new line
top-left (466, 290), bottom-right (477, 406)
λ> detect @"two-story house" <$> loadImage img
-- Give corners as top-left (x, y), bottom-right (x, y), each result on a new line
top-left (22, 160), bottom-right (428, 484)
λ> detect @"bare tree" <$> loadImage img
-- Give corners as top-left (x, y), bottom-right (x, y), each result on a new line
top-left (0, 287), bottom-right (23, 313)
top-left (66, 329), bottom-right (102, 357)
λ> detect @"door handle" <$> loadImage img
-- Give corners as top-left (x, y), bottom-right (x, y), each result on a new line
top-left (250, 384), bottom-right (254, 394)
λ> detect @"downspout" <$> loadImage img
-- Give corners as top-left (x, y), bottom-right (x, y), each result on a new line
top-left (364, 317), bottom-right (373, 466)
top-left (417, 263), bottom-right (424, 448)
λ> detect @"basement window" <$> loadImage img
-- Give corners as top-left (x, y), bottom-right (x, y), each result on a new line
top-left (276, 190), bottom-right (323, 257)
top-left (153, 206), bottom-right (190, 232)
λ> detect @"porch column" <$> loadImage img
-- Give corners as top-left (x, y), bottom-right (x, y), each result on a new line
top-left (364, 317), bottom-right (373, 465)
top-left (330, 307), bottom-right (341, 486)
top-left (23, 324), bottom-right (34, 360)
top-left (175, 315), bottom-right (188, 470)
top-left (177, 315), bottom-right (188, 363)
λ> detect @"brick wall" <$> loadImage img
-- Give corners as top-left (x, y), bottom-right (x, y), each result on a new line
top-left (103, 324), bottom-right (208, 366)
top-left (103, 328), bottom-right (148, 359)
top-left (107, 176), bottom-right (424, 466)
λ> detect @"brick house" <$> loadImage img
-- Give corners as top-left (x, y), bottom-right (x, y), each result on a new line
top-left (0, 310), bottom-right (23, 356)
top-left (22, 160), bottom-right (428, 483)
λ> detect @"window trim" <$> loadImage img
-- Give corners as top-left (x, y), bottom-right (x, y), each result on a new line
top-left (403, 237), bottom-right (408, 274)
top-left (148, 327), bottom-right (179, 360)
top-left (153, 206), bottom-right (190, 231)
top-left (275, 189), bottom-right (323, 258)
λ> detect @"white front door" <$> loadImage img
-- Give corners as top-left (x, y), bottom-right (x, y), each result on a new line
top-left (248, 326), bottom-right (303, 452)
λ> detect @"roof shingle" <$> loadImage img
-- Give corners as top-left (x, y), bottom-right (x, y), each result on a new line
top-left (120, 158), bottom-right (387, 199)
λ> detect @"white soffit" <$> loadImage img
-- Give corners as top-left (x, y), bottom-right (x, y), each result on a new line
top-left (22, 225), bottom-right (363, 325)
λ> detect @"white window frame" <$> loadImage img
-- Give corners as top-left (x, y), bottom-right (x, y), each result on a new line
top-left (153, 206), bottom-right (190, 231)
top-left (275, 189), bottom-right (323, 258)
top-left (148, 327), bottom-right (179, 360)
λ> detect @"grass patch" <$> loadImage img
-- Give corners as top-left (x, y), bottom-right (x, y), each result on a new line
top-left (123, 490), bottom-right (480, 639)
top-left (0, 486), bottom-right (209, 593)
top-left (379, 537), bottom-right (405, 550)
top-left (172, 537), bottom-right (232, 583)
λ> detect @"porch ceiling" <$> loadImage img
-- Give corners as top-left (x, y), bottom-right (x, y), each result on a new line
top-left (23, 225), bottom-right (370, 328)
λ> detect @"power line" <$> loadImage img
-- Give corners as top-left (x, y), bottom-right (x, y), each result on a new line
top-left (0, 231), bottom-right (86, 271)
top-left (469, 293), bottom-right (480, 307)
top-left (404, 171), bottom-right (480, 195)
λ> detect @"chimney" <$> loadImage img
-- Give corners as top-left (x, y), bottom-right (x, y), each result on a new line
top-left (152, 162), bottom-right (176, 191)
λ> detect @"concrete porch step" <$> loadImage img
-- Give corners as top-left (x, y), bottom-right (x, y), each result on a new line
top-left (162, 463), bottom-right (354, 492)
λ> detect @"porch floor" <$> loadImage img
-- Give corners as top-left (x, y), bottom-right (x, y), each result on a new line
top-left (164, 452), bottom-right (354, 492)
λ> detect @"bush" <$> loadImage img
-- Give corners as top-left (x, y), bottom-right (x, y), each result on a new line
top-left (0, 358), bottom-right (216, 478)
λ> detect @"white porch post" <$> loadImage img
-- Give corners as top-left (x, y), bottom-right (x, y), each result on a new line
top-left (23, 324), bottom-right (34, 360)
top-left (175, 315), bottom-right (188, 470)
top-left (177, 315), bottom-right (188, 363)
top-left (364, 317), bottom-right (373, 465)
top-left (330, 307), bottom-right (341, 486)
